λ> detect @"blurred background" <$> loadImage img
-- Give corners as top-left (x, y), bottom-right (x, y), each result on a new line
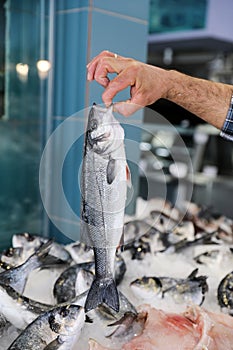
top-left (0, 0), bottom-right (233, 250)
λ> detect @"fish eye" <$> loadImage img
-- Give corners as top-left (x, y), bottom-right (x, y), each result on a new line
top-left (27, 234), bottom-right (35, 242)
top-left (141, 276), bottom-right (148, 283)
top-left (90, 119), bottom-right (98, 131)
top-left (60, 307), bottom-right (69, 317)
top-left (5, 248), bottom-right (14, 257)
top-left (48, 315), bottom-right (61, 333)
top-left (133, 278), bottom-right (143, 286)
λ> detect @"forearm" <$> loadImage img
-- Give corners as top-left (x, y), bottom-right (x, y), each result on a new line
top-left (164, 69), bottom-right (233, 129)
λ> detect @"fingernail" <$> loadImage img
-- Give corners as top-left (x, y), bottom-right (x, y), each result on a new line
top-left (87, 72), bottom-right (92, 81)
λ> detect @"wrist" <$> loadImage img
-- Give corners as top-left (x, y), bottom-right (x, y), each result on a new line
top-left (165, 69), bottom-right (184, 101)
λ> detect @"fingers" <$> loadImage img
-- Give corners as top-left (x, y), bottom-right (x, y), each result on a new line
top-left (113, 101), bottom-right (142, 116)
top-left (102, 69), bottom-right (135, 106)
top-left (87, 51), bottom-right (143, 116)
top-left (87, 50), bottom-right (118, 82)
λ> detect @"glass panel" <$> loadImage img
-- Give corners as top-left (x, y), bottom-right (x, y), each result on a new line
top-left (0, 0), bottom-right (49, 250)
top-left (0, 0), bottom-right (5, 118)
top-left (149, 0), bottom-right (208, 34)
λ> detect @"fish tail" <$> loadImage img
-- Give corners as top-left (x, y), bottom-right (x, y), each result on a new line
top-left (85, 277), bottom-right (119, 313)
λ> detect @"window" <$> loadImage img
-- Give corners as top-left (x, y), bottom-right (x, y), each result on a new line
top-left (149, 0), bottom-right (208, 34)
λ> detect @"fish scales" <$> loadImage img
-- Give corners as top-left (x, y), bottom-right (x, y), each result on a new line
top-left (81, 104), bottom-right (129, 313)
top-left (7, 305), bottom-right (85, 350)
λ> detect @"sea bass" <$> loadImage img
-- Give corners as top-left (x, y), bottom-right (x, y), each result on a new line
top-left (12, 233), bottom-right (72, 263)
top-left (7, 305), bottom-right (85, 350)
top-left (81, 103), bottom-right (130, 313)
top-left (130, 269), bottom-right (208, 306)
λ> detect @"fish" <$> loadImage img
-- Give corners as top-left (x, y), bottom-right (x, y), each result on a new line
top-left (53, 262), bottom-right (95, 303)
top-left (163, 275), bottom-right (208, 306)
top-left (91, 291), bottom-right (138, 325)
top-left (149, 210), bottom-right (179, 232)
top-left (123, 220), bottom-right (157, 245)
top-left (0, 247), bottom-right (24, 268)
top-left (76, 269), bottom-right (95, 295)
top-left (65, 241), bottom-right (94, 263)
top-left (54, 254), bottom-right (126, 304)
top-left (0, 240), bottom-right (52, 295)
top-left (194, 249), bottom-right (221, 265)
top-left (0, 312), bottom-right (11, 336)
top-left (120, 305), bottom-right (211, 350)
top-left (12, 233), bottom-right (72, 263)
top-left (124, 236), bottom-right (151, 260)
top-left (106, 311), bottom-right (147, 341)
top-left (89, 304), bottom-right (233, 350)
top-left (130, 269), bottom-right (208, 306)
top-left (81, 103), bottom-right (130, 312)
top-left (0, 283), bottom-right (53, 329)
top-left (217, 271), bottom-right (233, 315)
top-left (7, 305), bottom-right (85, 350)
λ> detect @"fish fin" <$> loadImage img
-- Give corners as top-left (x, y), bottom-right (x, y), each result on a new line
top-left (36, 240), bottom-right (53, 259)
top-left (39, 255), bottom-right (67, 269)
top-left (117, 232), bottom-right (124, 252)
top-left (107, 158), bottom-right (117, 184)
top-left (126, 164), bottom-right (132, 188)
top-left (85, 277), bottom-right (119, 313)
top-left (85, 315), bottom-right (93, 323)
top-left (187, 268), bottom-right (199, 279)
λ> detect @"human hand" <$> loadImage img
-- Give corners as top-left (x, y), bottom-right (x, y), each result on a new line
top-left (87, 50), bottom-right (169, 116)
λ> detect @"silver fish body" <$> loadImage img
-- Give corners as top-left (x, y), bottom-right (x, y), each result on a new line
top-left (123, 220), bottom-right (157, 245)
top-left (53, 262), bottom-right (95, 303)
top-left (81, 104), bottom-right (129, 312)
top-left (194, 249), bottom-right (221, 265)
top-left (0, 312), bottom-right (11, 336)
top-left (217, 271), bottom-right (233, 314)
top-left (106, 311), bottom-right (147, 342)
top-left (12, 233), bottom-right (72, 263)
top-left (0, 284), bottom-right (53, 329)
top-left (0, 241), bottom-right (52, 295)
top-left (7, 305), bottom-right (85, 350)
top-left (131, 269), bottom-right (208, 306)
top-left (54, 254), bottom-right (126, 304)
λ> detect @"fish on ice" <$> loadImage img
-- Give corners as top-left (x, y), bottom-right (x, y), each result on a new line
top-left (7, 305), bottom-right (85, 350)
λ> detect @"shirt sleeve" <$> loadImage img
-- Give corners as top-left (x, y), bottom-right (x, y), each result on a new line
top-left (220, 95), bottom-right (233, 141)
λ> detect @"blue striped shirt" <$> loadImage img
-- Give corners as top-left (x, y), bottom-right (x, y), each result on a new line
top-left (220, 95), bottom-right (233, 141)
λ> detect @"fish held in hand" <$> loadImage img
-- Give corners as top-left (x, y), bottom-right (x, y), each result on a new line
top-left (81, 103), bottom-right (130, 313)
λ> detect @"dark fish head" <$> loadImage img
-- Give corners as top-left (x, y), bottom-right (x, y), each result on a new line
top-left (48, 305), bottom-right (85, 336)
top-left (0, 247), bottom-right (23, 264)
top-left (85, 104), bottom-right (124, 155)
top-left (130, 276), bottom-right (162, 299)
top-left (12, 232), bottom-right (45, 250)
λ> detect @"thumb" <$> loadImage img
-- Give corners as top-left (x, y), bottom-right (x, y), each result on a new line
top-left (113, 101), bottom-right (142, 117)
